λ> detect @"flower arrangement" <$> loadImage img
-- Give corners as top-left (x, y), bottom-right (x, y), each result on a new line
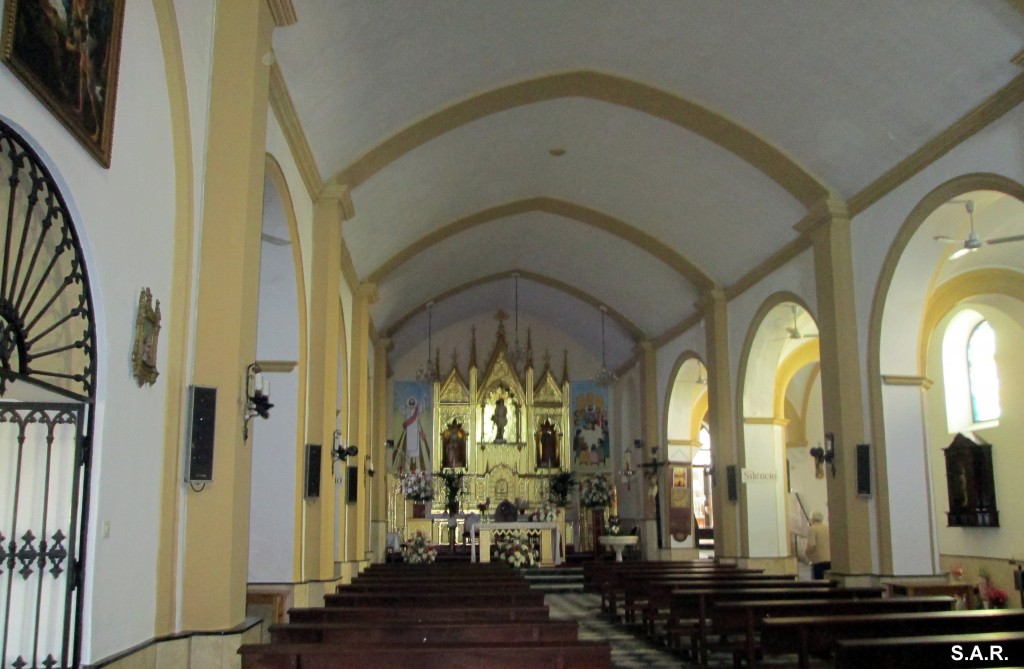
top-left (496, 531), bottom-right (539, 568)
top-left (605, 515), bottom-right (622, 536)
top-left (402, 531), bottom-right (436, 564)
top-left (401, 470), bottom-right (433, 502)
top-left (437, 469), bottom-right (465, 514)
top-left (987, 585), bottom-right (1009, 608)
top-left (580, 475), bottom-right (613, 508)
top-left (548, 471), bottom-right (575, 507)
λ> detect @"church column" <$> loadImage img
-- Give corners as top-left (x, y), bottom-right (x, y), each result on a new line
top-left (346, 282), bottom-right (377, 565)
top-left (804, 199), bottom-right (873, 576)
top-left (699, 288), bottom-right (740, 558)
top-left (638, 341), bottom-right (661, 550)
top-left (180, 0), bottom-right (275, 630)
top-left (370, 337), bottom-right (392, 561)
top-left (303, 184), bottom-right (351, 581)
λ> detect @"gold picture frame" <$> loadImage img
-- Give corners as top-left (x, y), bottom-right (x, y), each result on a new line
top-left (1, 0), bottom-right (127, 167)
top-left (132, 287), bottom-right (160, 386)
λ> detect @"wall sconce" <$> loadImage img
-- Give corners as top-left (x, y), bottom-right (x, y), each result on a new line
top-left (365, 454), bottom-right (376, 478)
top-left (332, 429), bottom-right (358, 462)
top-left (618, 448), bottom-right (637, 489)
top-left (243, 363), bottom-right (273, 440)
top-left (810, 432), bottom-right (836, 479)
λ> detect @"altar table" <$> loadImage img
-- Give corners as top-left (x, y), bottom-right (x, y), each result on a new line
top-left (470, 522), bottom-right (561, 566)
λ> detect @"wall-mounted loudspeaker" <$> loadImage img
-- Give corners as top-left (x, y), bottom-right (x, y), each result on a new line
top-left (726, 465), bottom-right (738, 501)
top-left (305, 444), bottom-right (322, 498)
top-left (185, 386), bottom-right (217, 482)
top-left (347, 465), bottom-right (358, 503)
top-left (856, 443), bottom-right (871, 496)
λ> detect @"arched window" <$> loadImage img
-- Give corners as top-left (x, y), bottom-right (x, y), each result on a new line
top-left (967, 321), bottom-right (1000, 423)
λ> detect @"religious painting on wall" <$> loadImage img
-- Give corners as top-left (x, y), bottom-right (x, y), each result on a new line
top-left (441, 418), bottom-right (467, 469)
top-left (570, 381), bottom-right (610, 469)
top-left (389, 381), bottom-right (432, 474)
top-left (669, 465), bottom-right (693, 542)
top-left (1, 0), bottom-right (126, 167)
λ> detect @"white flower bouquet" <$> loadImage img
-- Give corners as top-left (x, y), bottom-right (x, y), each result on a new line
top-left (496, 531), bottom-right (539, 568)
top-left (402, 530), bottom-right (437, 564)
top-left (401, 470), bottom-right (434, 501)
top-left (580, 475), bottom-right (613, 508)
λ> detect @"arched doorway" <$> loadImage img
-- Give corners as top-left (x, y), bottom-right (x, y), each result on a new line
top-left (738, 296), bottom-right (824, 562)
top-left (872, 179), bottom-right (1024, 576)
top-left (0, 120), bottom-right (98, 668)
top-left (664, 355), bottom-right (712, 555)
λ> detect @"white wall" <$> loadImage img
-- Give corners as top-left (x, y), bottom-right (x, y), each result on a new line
top-left (2, 1), bottom-right (184, 662)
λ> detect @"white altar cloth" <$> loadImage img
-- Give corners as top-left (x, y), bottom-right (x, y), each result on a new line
top-left (470, 521), bottom-right (561, 566)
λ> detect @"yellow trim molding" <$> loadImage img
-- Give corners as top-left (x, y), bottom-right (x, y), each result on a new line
top-left (382, 269), bottom-right (644, 341)
top-left (366, 197), bottom-right (714, 290)
top-left (334, 70), bottom-right (829, 206)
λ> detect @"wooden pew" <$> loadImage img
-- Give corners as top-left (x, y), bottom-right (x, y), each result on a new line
top-left (288, 604), bottom-right (551, 624)
top-left (270, 619), bottom-right (581, 645)
top-left (713, 595), bottom-right (957, 667)
top-left (323, 589), bottom-right (546, 608)
top-left (239, 640), bottom-right (613, 669)
top-left (340, 579), bottom-right (531, 594)
top-left (833, 631), bottom-right (1024, 669)
top-left (761, 608), bottom-right (1024, 669)
top-left (617, 574), bottom-right (804, 626)
top-left (583, 560), bottom-right (747, 593)
top-left (659, 587), bottom-right (886, 664)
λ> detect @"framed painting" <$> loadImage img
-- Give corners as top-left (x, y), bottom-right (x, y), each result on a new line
top-left (1, 0), bottom-right (126, 167)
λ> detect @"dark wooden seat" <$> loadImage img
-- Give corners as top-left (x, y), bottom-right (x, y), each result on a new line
top-left (659, 587), bottom-right (887, 663)
top-left (288, 604), bottom-right (551, 624)
top-left (239, 640), bottom-right (613, 668)
top-left (323, 589), bottom-right (545, 608)
top-left (761, 608), bottom-right (1024, 669)
top-left (270, 619), bottom-right (581, 645)
top-left (834, 631), bottom-right (1024, 669)
top-left (713, 595), bottom-right (958, 667)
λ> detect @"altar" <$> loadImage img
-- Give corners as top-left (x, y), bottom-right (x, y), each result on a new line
top-left (470, 522), bottom-right (562, 566)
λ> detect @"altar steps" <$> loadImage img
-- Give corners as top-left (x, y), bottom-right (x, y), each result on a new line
top-left (525, 567), bottom-right (585, 593)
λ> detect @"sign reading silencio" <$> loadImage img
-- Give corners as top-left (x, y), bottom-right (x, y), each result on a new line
top-left (741, 468), bottom-right (778, 483)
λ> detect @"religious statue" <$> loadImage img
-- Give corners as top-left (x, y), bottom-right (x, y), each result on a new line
top-left (536, 419), bottom-right (559, 468)
top-left (442, 419), bottom-right (467, 468)
top-left (492, 397), bottom-right (508, 442)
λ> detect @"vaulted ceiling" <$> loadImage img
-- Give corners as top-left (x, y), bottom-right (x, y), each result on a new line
top-left (271, 1), bottom-right (1024, 369)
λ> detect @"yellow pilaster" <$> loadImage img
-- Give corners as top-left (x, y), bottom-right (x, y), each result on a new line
top-left (807, 199), bottom-right (872, 575)
top-left (303, 185), bottom-right (348, 580)
top-left (181, 0), bottom-right (274, 630)
top-left (370, 338), bottom-right (392, 561)
top-left (639, 341), bottom-right (659, 527)
top-left (347, 282), bottom-right (377, 561)
top-left (699, 288), bottom-right (740, 558)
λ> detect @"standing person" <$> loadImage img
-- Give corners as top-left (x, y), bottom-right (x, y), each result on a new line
top-left (804, 511), bottom-right (831, 580)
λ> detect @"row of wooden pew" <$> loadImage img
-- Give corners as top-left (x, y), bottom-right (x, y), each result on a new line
top-left (584, 559), bottom-right (1024, 667)
top-left (238, 561), bottom-right (612, 668)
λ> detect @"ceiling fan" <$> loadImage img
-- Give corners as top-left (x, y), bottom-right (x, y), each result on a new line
top-left (782, 305), bottom-right (818, 340)
top-left (934, 200), bottom-right (1024, 260)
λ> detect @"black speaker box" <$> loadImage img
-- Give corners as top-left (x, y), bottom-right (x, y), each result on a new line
top-left (726, 465), bottom-right (738, 501)
top-left (305, 444), bottom-right (322, 498)
top-left (347, 465), bottom-right (358, 503)
top-left (856, 443), bottom-right (871, 495)
top-left (186, 386), bottom-right (216, 482)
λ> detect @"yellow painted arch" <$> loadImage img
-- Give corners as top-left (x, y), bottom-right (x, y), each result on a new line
top-left (383, 269), bottom-right (644, 341)
top-left (335, 70), bottom-right (829, 207)
top-left (366, 196), bottom-right (715, 289)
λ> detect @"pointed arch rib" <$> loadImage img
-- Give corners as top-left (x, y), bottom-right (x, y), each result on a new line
top-left (366, 196), bottom-right (714, 289)
top-left (335, 71), bottom-right (829, 207)
top-left (383, 269), bottom-right (644, 342)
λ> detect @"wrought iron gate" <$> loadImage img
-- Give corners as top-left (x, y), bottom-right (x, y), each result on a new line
top-left (0, 119), bottom-right (97, 668)
top-left (1, 403), bottom-right (85, 669)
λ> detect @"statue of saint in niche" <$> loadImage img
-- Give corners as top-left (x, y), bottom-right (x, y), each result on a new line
top-left (492, 398), bottom-right (508, 442)
top-left (536, 419), bottom-right (559, 469)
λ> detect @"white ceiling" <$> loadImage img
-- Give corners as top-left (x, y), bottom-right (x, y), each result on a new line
top-left (271, 1), bottom-right (1024, 368)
